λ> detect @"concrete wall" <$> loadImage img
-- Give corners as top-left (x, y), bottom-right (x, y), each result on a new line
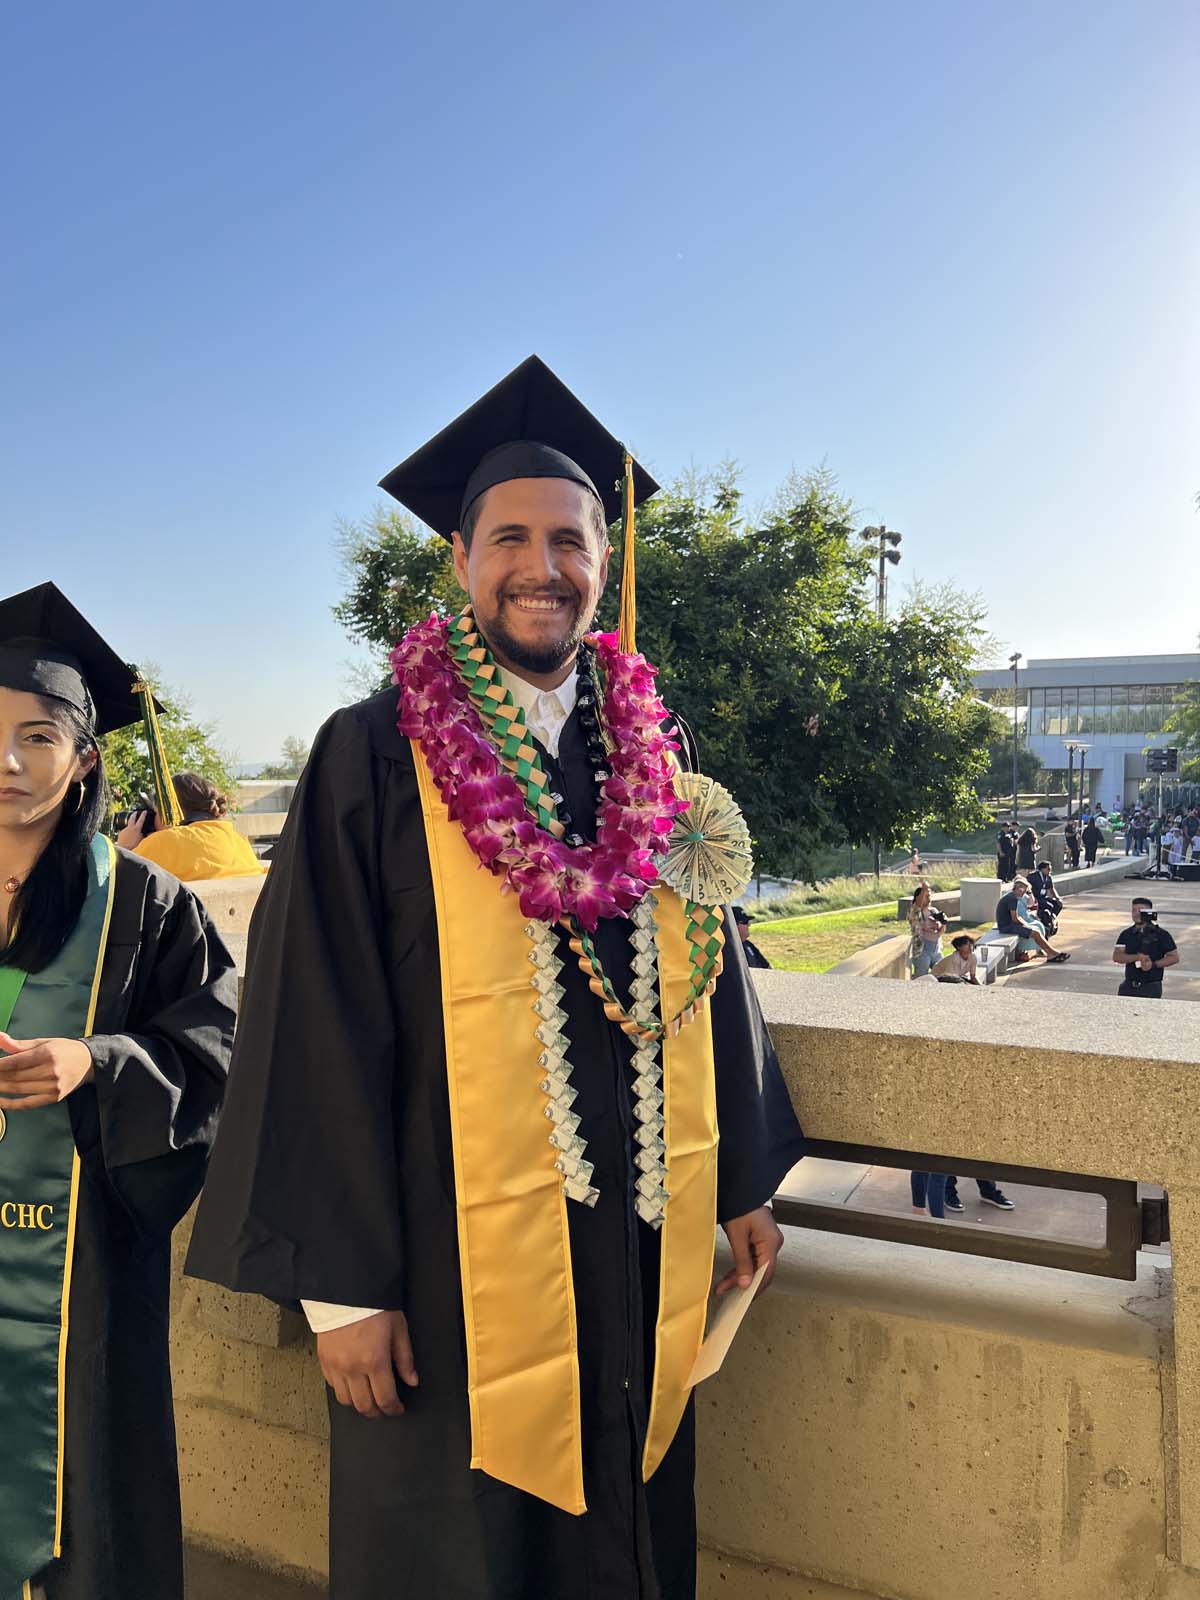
top-left (173, 964), bottom-right (1200, 1599)
top-left (697, 1235), bottom-right (1179, 1600)
top-left (828, 932), bottom-right (912, 981)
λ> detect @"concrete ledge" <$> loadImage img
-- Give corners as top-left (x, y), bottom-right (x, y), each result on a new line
top-left (188, 875), bottom-right (267, 941)
top-left (700, 1546), bottom-right (872, 1599)
top-left (756, 971), bottom-right (1200, 1573)
top-left (186, 1541), bottom-right (325, 1600)
top-left (754, 971), bottom-right (1200, 1178)
top-left (232, 811), bottom-right (290, 842)
top-left (696, 1233), bottom-right (1172, 1600)
top-left (827, 932), bottom-right (910, 980)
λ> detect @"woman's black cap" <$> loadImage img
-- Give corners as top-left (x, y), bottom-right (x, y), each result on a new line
top-left (0, 581), bottom-right (156, 735)
top-left (378, 355), bottom-right (659, 541)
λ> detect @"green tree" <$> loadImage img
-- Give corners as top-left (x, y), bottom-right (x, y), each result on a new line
top-left (332, 470), bottom-right (996, 879)
top-left (258, 735), bottom-right (311, 780)
top-left (100, 669), bottom-right (237, 815)
top-left (1165, 673), bottom-right (1200, 782)
top-left (332, 508), bottom-right (460, 672)
top-left (973, 710), bottom-right (1042, 799)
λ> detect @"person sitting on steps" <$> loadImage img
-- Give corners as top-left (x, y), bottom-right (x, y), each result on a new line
top-left (995, 876), bottom-right (1070, 965)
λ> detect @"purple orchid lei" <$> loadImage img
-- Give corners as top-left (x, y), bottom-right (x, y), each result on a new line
top-left (392, 612), bottom-right (690, 932)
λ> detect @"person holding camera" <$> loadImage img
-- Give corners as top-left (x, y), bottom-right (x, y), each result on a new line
top-left (116, 770), bottom-right (265, 881)
top-left (1113, 897), bottom-right (1179, 998)
top-left (908, 882), bottom-right (947, 977)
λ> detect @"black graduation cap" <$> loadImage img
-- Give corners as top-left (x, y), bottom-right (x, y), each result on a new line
top-left (378, 354), bottom-right (659, 541)
top-left (0, 582), bottom-right (152, 735)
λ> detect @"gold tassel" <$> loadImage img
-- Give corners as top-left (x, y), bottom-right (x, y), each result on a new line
top-left (617, 450), bottom-right (637, 654)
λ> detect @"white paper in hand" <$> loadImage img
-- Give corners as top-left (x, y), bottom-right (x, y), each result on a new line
top-left (686, 1261), bottom-right (769, 1387)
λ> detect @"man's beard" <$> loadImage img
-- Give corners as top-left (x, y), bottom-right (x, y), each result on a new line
top-left (479, 596), bottom-right (591, 676)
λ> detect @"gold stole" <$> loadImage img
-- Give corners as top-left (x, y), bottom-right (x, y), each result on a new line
top-left (413, 742), bottom-right (719, 1514)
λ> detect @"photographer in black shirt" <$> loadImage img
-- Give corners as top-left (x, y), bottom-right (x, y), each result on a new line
top-left (1113, 897), bottom-right (1180, 998)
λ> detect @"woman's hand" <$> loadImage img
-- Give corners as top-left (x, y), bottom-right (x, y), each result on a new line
top-left (0, 1032), bottom-right (95, 1110)
top-left (116, 812), bottom-right (148, 851)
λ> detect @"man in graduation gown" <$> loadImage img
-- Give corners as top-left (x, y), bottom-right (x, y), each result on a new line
top-left (187, 357), bottom-right (805, 1600)
top-left (0, 582), bottom-right (237, 1600)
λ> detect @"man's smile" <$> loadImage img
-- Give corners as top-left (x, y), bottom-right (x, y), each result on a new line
top-left (505, 595), bottom-right (572, 614)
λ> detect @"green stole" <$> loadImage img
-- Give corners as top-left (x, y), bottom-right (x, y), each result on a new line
top-left (0, 835), bottom-right (116, 1600)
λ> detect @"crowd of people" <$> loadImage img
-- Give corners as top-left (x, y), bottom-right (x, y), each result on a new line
top-left (1121, 802), bottom-right (1200, 874)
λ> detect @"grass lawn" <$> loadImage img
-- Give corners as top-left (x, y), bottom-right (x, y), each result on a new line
top-left (753, 873), bottom-right (956, 920)
top-left (754, 906), bottom-right (901, 972)
top-left (754, 907), bottom-right (991, 974)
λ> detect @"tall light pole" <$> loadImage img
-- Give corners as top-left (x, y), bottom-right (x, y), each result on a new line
top-left (860, 525), bottom-right (903, 877)
top-left (1063, 741), bottom-right (1078, 820)
top-left (1009, 652), bottom-right (1022, 824)
top-left (1077, 743), bottom-right (1091, 814)
top-left (860, 525), bottom-right (903, 618)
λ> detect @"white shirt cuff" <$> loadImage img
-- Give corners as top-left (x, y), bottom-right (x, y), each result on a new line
top-left (301, 1300), bottom-right (384, 1333)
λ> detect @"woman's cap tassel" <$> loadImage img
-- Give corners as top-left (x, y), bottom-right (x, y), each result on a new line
top-left (617, 450), bottom-right (637, 655)
top-left (131, 671), bottom-right (183, 828)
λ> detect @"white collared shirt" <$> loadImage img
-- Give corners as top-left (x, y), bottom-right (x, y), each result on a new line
top-left (301, 665), bottom-right (580, 1337)
top-left (497, 665), bottom-right (578, 758)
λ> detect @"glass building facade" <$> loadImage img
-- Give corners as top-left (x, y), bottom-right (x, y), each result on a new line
top-left (1023, 684), bottom-right (1187, 739)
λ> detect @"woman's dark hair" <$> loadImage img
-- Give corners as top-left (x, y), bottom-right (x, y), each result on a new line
top-left (2, 699), bottom-right (109, 974)
top-left (172, 770), bottom-right (229, 821)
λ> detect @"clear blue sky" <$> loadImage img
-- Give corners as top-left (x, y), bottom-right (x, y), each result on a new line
top-left (2, 0), bottom-right (1196, 761)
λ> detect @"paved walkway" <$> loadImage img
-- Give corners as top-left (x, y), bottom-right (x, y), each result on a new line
top-left (997, 873), bottom-right (1200, 1002)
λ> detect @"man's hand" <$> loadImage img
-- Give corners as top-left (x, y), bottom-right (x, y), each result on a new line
top-left (716, 1206), bottom-right (784, 1299)
top-left (0, 1032), bottom-right (94, 1110)
top-left (1137, 952), bottom-right (1153, 971)
top-left (317, 1310), bottom-right (419, 1419)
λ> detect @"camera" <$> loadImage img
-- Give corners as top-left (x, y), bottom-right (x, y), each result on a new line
top-left (1139, 909), bottom-right (1158, 926)
top-left (111, 796), bottom-right (156, 835)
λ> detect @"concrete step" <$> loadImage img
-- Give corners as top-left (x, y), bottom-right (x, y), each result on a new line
top-left (185, 1543), bottom-right (325, 1600)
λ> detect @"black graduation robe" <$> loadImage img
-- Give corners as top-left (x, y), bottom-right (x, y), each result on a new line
top-left (186, 688), bottom-right (804, 1600)
top-left (29, 849), bottom-right (236, 1600)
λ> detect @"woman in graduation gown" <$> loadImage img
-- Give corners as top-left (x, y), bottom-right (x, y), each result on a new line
top-left (0, 582), bottom-right (237, 1600)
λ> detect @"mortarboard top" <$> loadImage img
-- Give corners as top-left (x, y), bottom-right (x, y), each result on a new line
top-left (378, 354), bottom-right (659, 542)
top-left (0, 582), bottom-right (155, 735)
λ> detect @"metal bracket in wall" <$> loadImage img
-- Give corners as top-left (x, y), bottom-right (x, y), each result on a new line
top-left (773, 1139), bottom-right (1143, 1280)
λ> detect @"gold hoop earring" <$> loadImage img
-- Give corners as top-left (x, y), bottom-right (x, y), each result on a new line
top-left (71, 780), bottom-right (86, 815)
